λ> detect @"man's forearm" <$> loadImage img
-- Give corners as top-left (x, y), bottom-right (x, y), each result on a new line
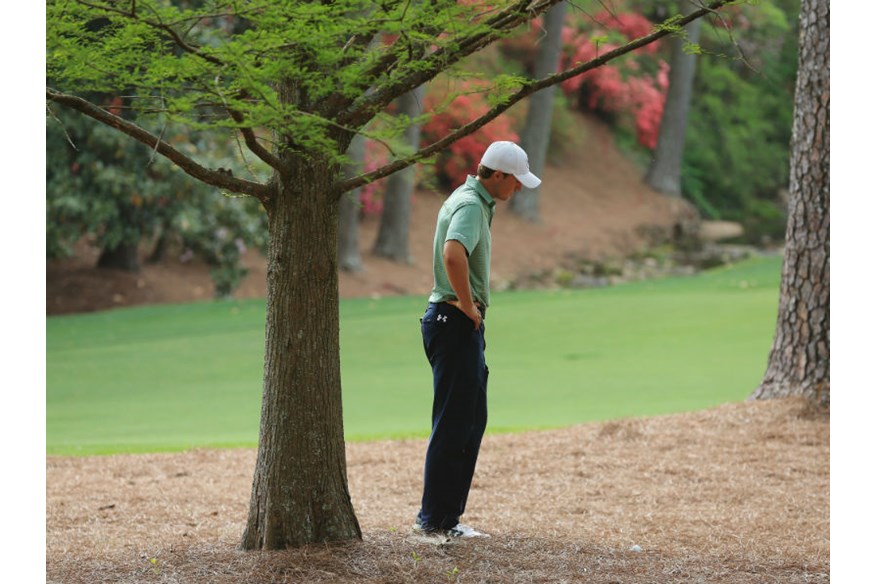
top-left (443, 240), bottom-right (481, 327)
top-left (443, 241), bottom-right (473, 304)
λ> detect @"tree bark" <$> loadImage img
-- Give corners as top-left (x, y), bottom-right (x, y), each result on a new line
top-left (510, 1), bottom-right (567, 223)
top-left (750, 0), bottom-right (829, 408)
top-left (644, 3), bottom-right (702, 197)
top-left (241, 159), bottom-right (362, 549)
top-left (147, 230), bottom-right (169, 264)
top-left (97, 241), bottom-right (140, 272)
top-left (339, 134), bottom-right (365, 272)
top-left (373, 86), bottom-right (425, 263)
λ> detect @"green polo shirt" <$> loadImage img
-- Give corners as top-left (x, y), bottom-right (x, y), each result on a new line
top-left (428, 175), bottom-right (496, 307)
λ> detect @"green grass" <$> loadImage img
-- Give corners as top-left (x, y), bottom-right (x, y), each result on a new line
top-left (46, 255), bottom-right (782, 455)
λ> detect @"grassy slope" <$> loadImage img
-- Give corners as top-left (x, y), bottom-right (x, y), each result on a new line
top-left (46, 256), bottom-right (781, 455)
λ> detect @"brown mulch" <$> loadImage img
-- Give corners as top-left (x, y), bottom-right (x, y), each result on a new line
top-left (46, 398), bottom-right (829, 583)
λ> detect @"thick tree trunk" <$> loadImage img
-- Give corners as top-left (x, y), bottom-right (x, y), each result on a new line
top-left (241, 160), bottom-right (362, 549)
top-left (750, 0), bottom-right (829, 407)
top-left (373, 86), bottom-right (425, 263)
top-left (510, 1), bottom-right (567, 223)
top-left (97, 241), bottom-right (140, 272)
top-left (644, 3), bottom-right (702, 197)
top-left (339, 134), bottom-right (365, 272)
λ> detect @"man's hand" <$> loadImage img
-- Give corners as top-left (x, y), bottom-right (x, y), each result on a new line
top-left (449, 299), bottom-right (482, 330)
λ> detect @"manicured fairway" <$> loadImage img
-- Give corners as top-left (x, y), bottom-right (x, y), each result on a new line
top-left (46, 255), bottom-right (781, 455)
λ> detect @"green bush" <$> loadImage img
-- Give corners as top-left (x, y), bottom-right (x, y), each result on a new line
top-left (47, 107), bottom-right (269, 297)
top-left (174, 194), bottom-right (268, 298)
top-left (46, 109), bottom-right (185, 262)
top-left (681, 0), bottom-right (799, 242)
top-left (683, 54), bottom-right (795, 241)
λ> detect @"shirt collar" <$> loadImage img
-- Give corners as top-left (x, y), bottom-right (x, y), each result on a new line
top-left (466, 175), bottom-right (496, 211)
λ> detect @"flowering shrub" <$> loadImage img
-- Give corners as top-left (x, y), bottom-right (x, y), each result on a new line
top-left (496, 8), bottom-right (670, 151)
top-left (355, 80), bottom-right (521, 216)
top-left (420, 82), bottom-right (519, 189)
top-left (358, 139), bottom-right (388, 216)
top-left (629, 63), bottom-right (670, 149)
top-left (558, 10), bottom-right (669, 149)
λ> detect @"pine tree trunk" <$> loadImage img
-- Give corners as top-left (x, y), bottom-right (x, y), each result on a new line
top-left (510, 1), bottom-right (567, 223)
top-left (750, 0), bottom-right (829, 407)
top-left (644, 3), bottom-right (702, 197)
top-left (241, 160), bottom-right (362, 549)
top-left (373, 86), bottom-right (425, 263)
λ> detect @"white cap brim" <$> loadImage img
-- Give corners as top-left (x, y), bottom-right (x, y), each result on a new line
top-left (516, 172), bottom-right (541, 189)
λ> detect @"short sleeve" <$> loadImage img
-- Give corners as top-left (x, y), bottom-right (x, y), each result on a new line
top-left (444, 203), bottom-right (482, 255)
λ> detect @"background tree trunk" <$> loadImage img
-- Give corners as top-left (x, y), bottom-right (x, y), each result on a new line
top-left (750, 0), bottom-right (829, 408)
top-left (339, 134), bottom-right (365, 272)
top-left (373, 85), bottom-right (426, 263)
top-left (97, 242), bottom-right (140, 272)
top-left (644, 2), bottom-right (702, 197)
top-left (147, 229), bottom-right (169, 264)
top-left (241, 161), bottom-right (362, 549)
top-left (510, 1), bottom-right (567, 223)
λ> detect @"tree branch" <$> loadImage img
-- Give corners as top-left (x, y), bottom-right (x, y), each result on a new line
top-left (208, 81), bottom-right (284, 171)
top-left (47, 88), bottom-right (272, 202)
top-left (226, 109), bottom-right (284, 171)
top-left (337, 0), bottom-right (561, 127)
top-left (334, 0), bottom-right (728, 194)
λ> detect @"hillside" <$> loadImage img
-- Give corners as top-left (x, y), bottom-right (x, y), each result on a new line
top-left (46, 113), bottom-right (693, 315)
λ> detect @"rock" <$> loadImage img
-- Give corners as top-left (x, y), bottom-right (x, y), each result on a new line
top-left (683, 243), bottom-right (756, 269)
top-left (699, 220), bottom-right (744, 242)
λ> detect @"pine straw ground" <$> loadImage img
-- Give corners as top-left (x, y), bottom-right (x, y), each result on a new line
top-left (47, 398), bottom-right (829, 583)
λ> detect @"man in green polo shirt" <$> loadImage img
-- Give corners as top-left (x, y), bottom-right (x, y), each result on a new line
top-left (414, 141), bottom-right (541, 540)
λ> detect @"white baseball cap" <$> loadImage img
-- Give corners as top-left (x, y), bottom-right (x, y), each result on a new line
top-left (479, 141), bottom-right (542, 189)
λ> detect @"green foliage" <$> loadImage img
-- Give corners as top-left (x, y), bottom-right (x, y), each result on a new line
top-left (683, 0), bottom-right (799, 241)
top-left (682, 42), bottom-right (703, 55)
top-left (654, 14), bottom-right (685, 34)
top-left (46, 256), bottom-right (781, 455)
top-left (486, 73), bottom-right (530, 107)
top-left (46, 0), bottom-right (518, 164)
top-left (174, 194), bottom-right (268, 298)
top-left (46, 107), bottom-right (195, 260)
top-left (47, 105), bottom-right (268, 296)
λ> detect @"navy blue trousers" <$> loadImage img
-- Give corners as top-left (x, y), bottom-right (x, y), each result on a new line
top-left (417, 302), bottom-right (489, 531)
